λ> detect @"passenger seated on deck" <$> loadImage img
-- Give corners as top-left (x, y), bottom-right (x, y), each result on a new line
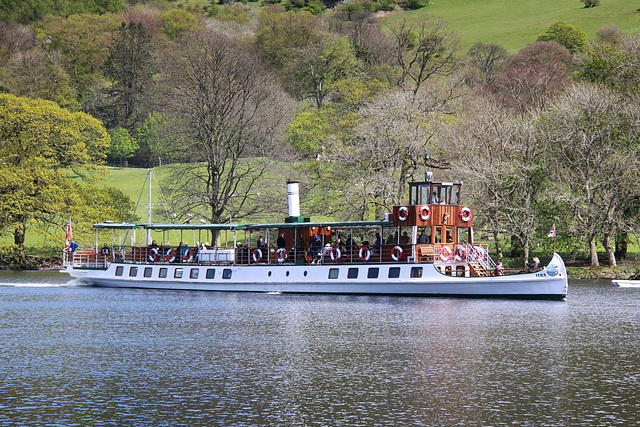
top-left (309, 234), bottom-right (322, 264)
top-left (418, 231), bottom-right (428, 244)
top-left (526, 257), bottom-right (540, 272)
top-left (495, 262), bottom-right (504, 276)
top-left (101, 243), bottom-right (111, 257)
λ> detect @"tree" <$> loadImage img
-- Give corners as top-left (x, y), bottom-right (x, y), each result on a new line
top-left (466, 41), bottom-right (507, 86)
top-left (103, 21), bottom-right (155, 131)
top-left (108, 127), bottom-right (138, 166)
top-left (537, 83), bottom-right (640, 267)
top-left (537, 21), bottom-right (588, 53)
top-left (160, 9), bottom-right (200, 41)
top-left (157, 30), bottom-right (291, 230)
top-left (582, 0), bottom-right (600, 8)
top-left (0, 94), bottom-right (111, 260)
top-left (387, 15), bottom-right (460, 96)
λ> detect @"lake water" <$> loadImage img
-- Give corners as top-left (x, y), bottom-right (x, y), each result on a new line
top-left (0, 271), bottom-right (638, 426)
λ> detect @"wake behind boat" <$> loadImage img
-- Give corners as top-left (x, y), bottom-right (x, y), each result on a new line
top-left (62, 181), bottom-right (568, 299)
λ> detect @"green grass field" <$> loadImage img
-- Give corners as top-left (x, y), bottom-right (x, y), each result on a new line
top-left (387, 0), bottom-right (640, 51)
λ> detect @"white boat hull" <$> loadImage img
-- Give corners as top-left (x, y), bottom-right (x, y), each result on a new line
top-left (612, 280), bottom-right (640, 287)
top-left (64, 253), bottom-right (568, 300)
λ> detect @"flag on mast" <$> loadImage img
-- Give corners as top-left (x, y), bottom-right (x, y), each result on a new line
top-left (548, 223), bottom-right (556, 238)
top-left (65, 217), bottom-right (72, 249)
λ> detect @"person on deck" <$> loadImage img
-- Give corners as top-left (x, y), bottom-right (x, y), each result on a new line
top-left (101, 243), bottom-right (111, 257)
top-left (68, 239), bottom-right (79, 253)
top-left (277, 233), bottom-right (286, 249)
top-left (526, 257), bottom-right (540, 272)
top-left (309, 234), bottom-right (322, 264)
top-left (495, 262), bottom-right (504, 276)
top-left (257, 236), bottom-right (265, 248)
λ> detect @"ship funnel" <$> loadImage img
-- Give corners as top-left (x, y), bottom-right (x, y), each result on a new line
top-left (287, 182), bottom-right (301, 217)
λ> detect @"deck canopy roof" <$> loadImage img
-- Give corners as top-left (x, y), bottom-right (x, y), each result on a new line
top-left (93, 220), bottom-right (393, 231)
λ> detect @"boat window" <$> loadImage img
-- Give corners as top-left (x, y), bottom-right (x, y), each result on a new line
top-left (456, 266), bottom-right (466, 277)
top-left (458, 228), bottom-right (470, 244)
top-left (190, 268), bottom-right (199, 279)
top-left (452, 185), bottom-right (461, 205)
top-left (328, 268), bottom-right (339, 279)
top-left (129, 267), bottom-right (138, 277)
top-left (174, 268), bottom-right (183, 279)
top-left (367, 267), bottom-right (379, 279)
top-left (144, 267), bottom-right (152, 278)
top-left (347, 268), bottom-right (358, 279)
top-left (389, 267), bottom-right (400, 278)
top-left (411, 267), bottom-right (423, 278)
top-left (206, 269), bottom-right (215, 279)
top-left (431, 185), bottom-right (442, 203)
top-left (434, 228), bottom-right (442, 243)
top-left (115, 266), bottom-right (123, 276)
top-left (159, 268), bottom-right (167, 278)
top-left (441, 186), bottom-right (452, 204)
top-left (223, 269), bottom-right (232, 279)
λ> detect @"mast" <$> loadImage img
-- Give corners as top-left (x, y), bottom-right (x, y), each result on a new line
top-left (147, 168), bottom-right (152, 245)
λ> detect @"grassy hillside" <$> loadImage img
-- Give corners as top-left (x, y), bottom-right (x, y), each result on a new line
top-left (384, 0), bottom-right (639, 51)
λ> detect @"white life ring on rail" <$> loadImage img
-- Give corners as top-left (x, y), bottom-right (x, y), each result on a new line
top-left (397, 206), bottom-right (409, 222)
top-left (359, 246), bottom-right (371, 262)
top-left (252, 248), bottom-right (263, 263)
top-left (330, 247), bottom-right (341, 262)
top-left (165, 248), bottom-right (176, 263)
top-left (391, 245), bottom-right (403, 261)
top-left (149, 248), bottom-right (158, 262)
top-left (460, 206), bottom-right (472, 222)
top-left (183, 248), bottom-right (194, 263)
top-left (276, 247), bottom-right (287, 263)
top-left (440, 246), bottom-right (452, 261)
top-left (419, 205), bottom-right (431, 221)
top-left (455, 245), bottom-right (465, 260)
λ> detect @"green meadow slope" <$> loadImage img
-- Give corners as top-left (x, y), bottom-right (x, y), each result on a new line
top-left (392, 0), bottom-right (640, 51)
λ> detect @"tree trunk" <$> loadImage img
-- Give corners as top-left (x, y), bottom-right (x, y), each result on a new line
top-left (589, 237), bottom-right (599, 267)
top-left (604, 231), bottom-right (616, 267)
top-left (493, 230), bottom-right (503, 261)
top-left (615, 231), bottom-right (627, 260)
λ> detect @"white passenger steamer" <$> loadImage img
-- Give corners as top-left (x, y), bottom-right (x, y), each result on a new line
top-left (63, 181), bottom-right (568, 299)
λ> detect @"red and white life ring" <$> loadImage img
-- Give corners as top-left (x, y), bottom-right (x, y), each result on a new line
top-left (455, 245), bottom-right (465, 260)
top-left (330, 247), bottom-right (341, 262)
top-left (397, 206), bottom-right (409, 222)
top-left (165, 248), bottom-right (176, 263)
top-left (440, 246), bottom-right (452, 261)
top-left (183, 248), bottom-right (194, 263)
top-left (460, 206), bottom-right (472, 222)
top-left (419, 205), bottom-right (431, 221)
top-left (252, 248), bottom-right (263, 263)
top-left (359, 246), bottom-right (371, 262)
top-left (276, 247), bottom-right (287, 263)
top-left (149, 248), bottom-right (158, 262)
top-left (391, 245), bottom-right (403, 261)
top-left (472, 246), bottom-right (485, 261)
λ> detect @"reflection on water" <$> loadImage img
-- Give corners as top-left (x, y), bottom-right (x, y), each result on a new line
top-left (1, 273), bottom-right (639, 426)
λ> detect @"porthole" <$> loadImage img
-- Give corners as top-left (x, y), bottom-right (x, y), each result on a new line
top-left (304, 271), bottom-right (307, 276)
top-left (268, 271), bottom-right (272, 277)
top-left (286, 271), bottom-right (290, 277)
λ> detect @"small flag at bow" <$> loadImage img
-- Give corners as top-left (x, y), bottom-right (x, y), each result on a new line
top-left (548, 223), bottom-right (556, 238)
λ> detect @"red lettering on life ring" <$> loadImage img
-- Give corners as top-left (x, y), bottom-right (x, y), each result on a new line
top-left (397, 206), bottom-right (409, 222)
top-left (460, 207), bottom-right (472, 222)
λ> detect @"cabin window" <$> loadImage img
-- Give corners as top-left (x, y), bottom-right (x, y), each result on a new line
top-left (129, 267), bottom-right (138, 277)
top-left (445, 266), bottom-right (452, 275)
top-left (174, 268), bottom-right (183, 279)
top-left (144, 267), bottom-right (152, 278)
top-left (223, 269), bottom-right (232, 279)
top-left (328, 268), bottom-right (339, 279)
top-left (159, 268), bottom-right (167, 278)
top-left (389, 267), bottom-right (400, 278)
top-left (347, 268), bottom-right (359, 279)
top-left (190, 268), bottom-right (199, 279)
top-left (434, 228), bottom-right (442, 244)
top-left (411, 267), bottom-right (423, 278)
top-left (206, 269), bottom-right (215, 279)
top-left (367, 268), bottom-right (379, 279)
top-left (115, 266), bottom-right (124, 276)
top-left (456, 266), bottom-right (466, 277)
top-left (458, 228), bottom-right (471, 244)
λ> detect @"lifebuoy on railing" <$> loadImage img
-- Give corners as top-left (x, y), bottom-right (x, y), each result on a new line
top-left (472, 246), bottom-right (485, 261)
top-left (276, 247), bottom-right (287, 263)
top-left (460, 206), bottom-right (472, 222)
top-left (397, 206), bottom-right (409, 222)
top-left (440, 246), bottom-right (452, 261)
top-left (252, 248), bottom-right (263, 263)
top-left (165, 248), bottom-right (176, 263)
top-left (391, 245), bottom-right (403, 261)
top-left (419, 205), bottom-right (431, 221)
top-left (183, 248), bottom-right (194, 263)
top-left (149, 248), bottom-right (158, 262)
top-left (359, 246), bottom-right (371, 262)
top-left (330, 247), bottom-right (341, 262)
top-left (455, 245), bottom-right (465, 260)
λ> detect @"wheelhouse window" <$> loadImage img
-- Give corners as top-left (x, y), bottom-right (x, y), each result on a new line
top-left (144, 267), bottom-right (152, 278)
top-left (389, 267), bottom-right (400, 278)
top-left (159, 268), bottom-right (167, 278)
top-left (411, 267), bottom-right (423, 278)
top-left (206, 269), bottom-right (215, 279)
top-left (328, 268), bottom-right (339, 279)
top-left (174, 268), bottom-right (183, 279)
top-left (367, 268), bottom-right (379, 279)
top-left (347, 268), bottom-right (359, 279)
top-left (190, 268), bottom-right (199, 279)
top-left (129, 267), bottom-right (138, 277)
top-left (115, 266), bottom-right (124, 276)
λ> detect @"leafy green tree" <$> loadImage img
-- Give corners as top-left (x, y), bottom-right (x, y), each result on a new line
top-left (108, 127), bottom-right (139, 166)
top-left (0, 0), bottom-right (126, 24)
top-left (103, 21), bottom-right (155, 131)
top-left (577, 38), bottom-right (640, 96)
top-left (466, 41), bottom-right (507, 86)
top-left (0, 94), bottom-right (111, 260)
top-left (537, 21), bottom-right (588, 53)
top-left (160, 9), bottom-right (200, 41)
top-left (135, 113), bottom-right (176, 167)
